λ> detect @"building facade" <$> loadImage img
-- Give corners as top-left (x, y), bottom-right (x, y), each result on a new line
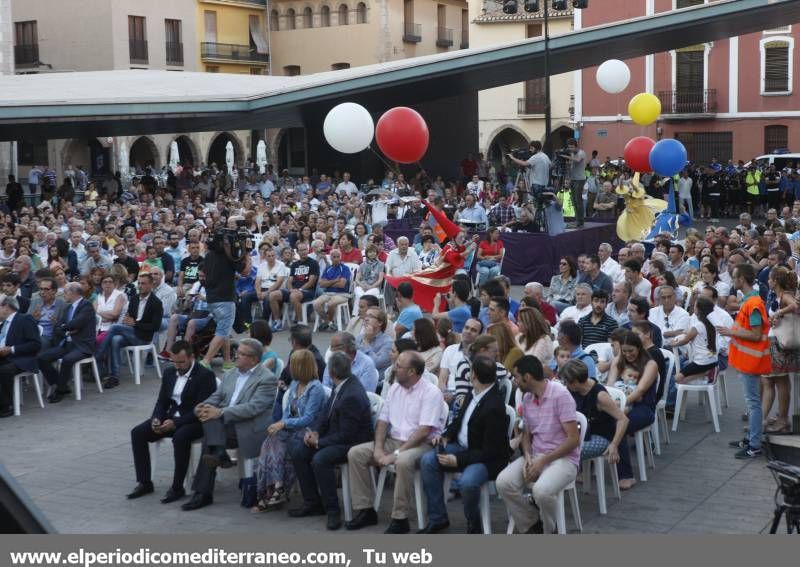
top-left (0, 0), bottom-right (16, 186)
top-left (577, 0), bottom-right (800, 164)
top-left (9, 0), bottom-right (256, 186)
top-left (197, 0), bottom-right (270, 75)
top-left (470, 1), bottom-right (575, 168)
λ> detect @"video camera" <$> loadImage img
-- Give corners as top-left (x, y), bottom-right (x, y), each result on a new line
top-left (208, 221), bottom-right (253, 260)
top-left (768, 460), bottom-right (800, 506)
top-left (509, 147), bottom-right (532, 161)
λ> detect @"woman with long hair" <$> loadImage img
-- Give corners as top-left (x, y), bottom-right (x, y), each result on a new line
top-left (252, 350), bottom-right (326, 512)
top-left (488, 322), bottom-right (524, 370)
top-left (354, 222), bottom-right (370, 250)
top-left (515, 306), bottom-right (554, 367)
top-left (671, 296), bottom-right (719, 383)
top-left (413, 317), bottom-right (443, 374)
top-left (691, 261), bottom-right (730, 308)
top-left (606, 331), bottom-right (659, 490)
top-left (764, 266), bottom-right (799, 434)
top-left (546, 255), bottom-right (578, 313)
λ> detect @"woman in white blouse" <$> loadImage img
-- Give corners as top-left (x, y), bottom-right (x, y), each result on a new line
top-left (515, 306), bottom-right (554, 368)
top-left (95, 274), bottom-right (126, 343)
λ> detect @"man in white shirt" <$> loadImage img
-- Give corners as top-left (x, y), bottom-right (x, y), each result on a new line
top-left (255, 247), bottom-right (288, 313)
top-left (598, 243), bottom-right (624, 284)
top-left (456, 193), bottom-right (488, 226)
top-left (648, 285), bottom-right (690, 342)
top-left (336, 172), bottom-right (358, 197)
top-left (606, 281), bottom-right (631, 327)
top-left (677, 170), bottom-right (693, 219)
top-left (465, 174), bottom-right (484, 196)
top-left (698, 285), bottom-right (734, 355)
top-left (385, 237), bottom-right (421, 278)
top-left (623, 259), bottom-right (653, 301)
top-left (151, 267), bottom-right (178, 335)
top-left (556, 284), bottom-right (592, 333)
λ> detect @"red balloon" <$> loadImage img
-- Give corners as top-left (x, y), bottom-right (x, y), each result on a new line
top-left (375, 107), bottom-right (429, 164)
top-left (623, 136), bottom-right (655, 173)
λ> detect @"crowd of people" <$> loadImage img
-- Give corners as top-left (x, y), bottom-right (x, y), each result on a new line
top-left (0, 147), bottom-right (794, 535)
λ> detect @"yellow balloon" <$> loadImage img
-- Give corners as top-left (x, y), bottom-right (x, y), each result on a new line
top-left (628, 93), bottom-right (661, 126)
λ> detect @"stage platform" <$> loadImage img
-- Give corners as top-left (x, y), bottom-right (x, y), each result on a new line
top-left (385, 220), bottom-right (622, 286)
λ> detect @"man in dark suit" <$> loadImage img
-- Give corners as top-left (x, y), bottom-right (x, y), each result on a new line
top-left (1, 273), bottom-right (31, 314)
top-left (287, 352), bottom-right (373, 530)
top-left (126, 340), bottom-right (217, 503)
top-left (96, 272), bottom-right (163, 389)
top-left (0, 294), bottom-right (42, 417)
top-left (39, 282), bottom-right (97, 404)
top-left (419, 355), bottom-right (511, 534)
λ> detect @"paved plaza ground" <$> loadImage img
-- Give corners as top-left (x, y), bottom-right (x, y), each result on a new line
top-left (1, 296), bottom-right (781, 535)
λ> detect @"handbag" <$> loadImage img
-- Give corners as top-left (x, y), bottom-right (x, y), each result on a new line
top-left (774, 312), bottom-right (800, 349)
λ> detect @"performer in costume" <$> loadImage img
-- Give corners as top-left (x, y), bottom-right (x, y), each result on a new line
top-left (615, 173), bottom-right (668, 242)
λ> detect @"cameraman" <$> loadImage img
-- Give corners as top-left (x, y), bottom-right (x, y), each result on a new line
top-left (508, 140), bottom-right (551, 203)
top-left (560, 138), bottom-right (587, 227)
top-left (200, 229), bottom-right (247, 369)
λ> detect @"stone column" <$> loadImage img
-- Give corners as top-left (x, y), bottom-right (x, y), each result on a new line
top-left (0, 0), bottom-right (17, 192)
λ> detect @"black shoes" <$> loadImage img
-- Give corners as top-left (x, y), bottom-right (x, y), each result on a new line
top-left (126, 482), bottom-right (154, 500)
top-left (288, 503), bottom-right (326, 518)
top-left (201, 448), bottom-right (234, 469)
top-left (327, 513), bottom-right (342, 531)
top-left (345, 508), bottom-right (378, 530)
top-left (160, 487), bottom-right (186, 504)
top-left (384, 518), bottom-right (410, 534)
top-left (416, 520), bottom-right (450, 534)
top-left (47, 387), bottom-right (71, 404)
top-left (181, 492), bottom-right (213, 511)
top-left (102, 376), bottom-right (119, 389)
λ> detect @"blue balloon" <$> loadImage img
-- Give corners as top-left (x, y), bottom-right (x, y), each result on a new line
top-left (649, 139), bottom-right (687, 177)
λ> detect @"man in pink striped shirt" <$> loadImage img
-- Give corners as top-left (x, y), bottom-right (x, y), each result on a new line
top-left (497, 355), bottom-right (580, 534)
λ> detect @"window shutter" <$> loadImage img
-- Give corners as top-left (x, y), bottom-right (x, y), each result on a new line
top-left (765, 42), bottom-right (789, 92)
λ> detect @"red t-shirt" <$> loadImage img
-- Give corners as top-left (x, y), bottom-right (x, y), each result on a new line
top-left (479, 240), bottom-right (504, 259)
top-left (339, 247), bottom-right (363, 264)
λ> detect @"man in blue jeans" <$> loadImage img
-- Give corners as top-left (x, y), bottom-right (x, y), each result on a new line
top-left (97, 273), bottom-right (163, 389)
top-left (418, 356), bottom-right (511, 534)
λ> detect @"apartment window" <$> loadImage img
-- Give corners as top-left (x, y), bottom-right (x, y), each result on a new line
top-left (17, 140), bottom-right (48, 166)
top-left (165, 19), bottom-right (183, 65)
top-left (128, 16), bottom-right (148, 64)
top-left (356, 3), bottom-right (367, 24)
top-left (332, 62), bottom-right (350, 70)
top-left (303, 8), bottom-right (313, 28)
top-left (762, 38), bottom-right (792, 94)
top-left (285, 9), bottom-right (296, 30)
top-left (339, 4), bottom-right (349, 26)
top-left (461, 9), bottom-right (469, 48)
top-left (676, 0), bottom-right (704, 8)
top-left (251, 68), bottom-right (264, 75)
top-left (13, 21), bottom-right (39, 67)
top-left (284, 65), bottom-right (301, 76)
top-left (321, 6), bottom-right (331, 27)
top-left (270, 10), bottom-right (279, 31)
top-left (675, 131), bottom-right (733, 163)
top-left (204, 11), bottom-right (217, 42)
top-left (207, 66), bottom-right (219, 73)
top-left (250, 15), bottom-right (269, 57)
top-left (765, 125), bottom-right (789, 154)
top-left (527, 23), bottom-right (543, 37)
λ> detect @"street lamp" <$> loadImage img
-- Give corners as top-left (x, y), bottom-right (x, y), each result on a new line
top-left (500, 0), bottom-right (589, 156)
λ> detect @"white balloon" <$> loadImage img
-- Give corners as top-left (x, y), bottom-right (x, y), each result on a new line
top-left (596, 59), bottom-right (631, 94)
top-left (323, 103), bottom-right (374, 154)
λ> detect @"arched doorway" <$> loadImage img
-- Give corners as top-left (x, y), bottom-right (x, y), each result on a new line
top-left (61, 139), bottom-right (92, 175)
top-left (207, 132), bottom-right (243, 171)
top-left (129, 137), bottom-right (160, 173)
top-left (276, 127), bottom-right (306, 174)
top-left (486, 126), bottom-right (529, 168)
top-left (168, 135), bottom-right (199, 168)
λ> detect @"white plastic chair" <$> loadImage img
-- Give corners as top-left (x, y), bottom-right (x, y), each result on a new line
top-left (654, 348), bottom-right (675, 448)
top-left (672, 366), bottom-right (720, 433)
top-left (72, 357), bottom-right (103, 401)
top-left (473, 248), bottom-right (506, 289)
top-left (150, 439), bottom-right (203, 492)
top-left (581, 387), bottom-right (624, 515)
top-left (372, 400), bottom-right (449, 530)
top-left (123, 343), bottom-right (163, 384)
top-left (12, 371), bottom-right (44, 416)
top-left (497, 376), bottom-right (513, 406)
top-left (585, 343), bottom-right (614, 383)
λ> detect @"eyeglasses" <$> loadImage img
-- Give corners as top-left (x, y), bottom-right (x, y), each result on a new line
top-left (238, 350), bottom-right (258, 359)
top-left (37, 287), bottom-right (53, 292)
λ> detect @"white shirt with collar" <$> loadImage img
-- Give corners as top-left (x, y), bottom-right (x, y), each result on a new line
top-left (601, 257), bottom-right (625, 284)
top-left (230, 367), bottom-right (256, 406)
top-left (440, 343), bottom-right (467, 391)
top-left (648, 305), bottom-right (690, 336)
top-left (170, 362), bottom-right (195, 417)
top-left (457, 383), bottom-right (494, 447)
top-left (136, 294), bottom-right (150, 321)
top-left (0, 311), bottom-right (16, 352)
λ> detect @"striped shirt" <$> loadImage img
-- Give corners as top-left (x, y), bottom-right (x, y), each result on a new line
top-left (578, 311), bottom-right (619, 348)
top-left (522, 380), bottom-right (580, 467)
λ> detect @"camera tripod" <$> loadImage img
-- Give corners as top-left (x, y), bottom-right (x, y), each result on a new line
top-left (767, 459), bottom-right (800, 534)
top-left (768, 494), bottom-right (800, 534)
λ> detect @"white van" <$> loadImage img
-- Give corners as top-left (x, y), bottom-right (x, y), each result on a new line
top-left (748, 153), bottom-right (800, 171)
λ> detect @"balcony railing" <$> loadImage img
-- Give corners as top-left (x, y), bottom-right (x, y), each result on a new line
top-left (657, 89), bottom-right (717, 114)
top-left (518, 96), bottom-right (547, 115)
top-left (403, 22), bottom-right (422, 43)
top-left (201, 42), bottom-right (269, 63)
top-left (14, 44), bottom-right (39, 67)
top-left (166, 41), bottom-right (184, 65)
top-left (436, 27), bottom-right (453, 47)
top-left (460, 30), bottom-right (469, 49)
top-left (129, 39), bottom-right (149, 64)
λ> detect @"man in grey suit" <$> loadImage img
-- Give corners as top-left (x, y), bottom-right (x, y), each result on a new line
top-left (182, 338), bottom-right (277, 511)
top-left (28, 277), bottom-right (66, 350)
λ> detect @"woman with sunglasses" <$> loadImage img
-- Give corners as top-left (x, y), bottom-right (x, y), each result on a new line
top-left (546, 256), bottom-right (578, 314)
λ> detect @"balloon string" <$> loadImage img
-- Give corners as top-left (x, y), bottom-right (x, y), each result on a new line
top-left (369, 145), bottom-right (399, 174)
